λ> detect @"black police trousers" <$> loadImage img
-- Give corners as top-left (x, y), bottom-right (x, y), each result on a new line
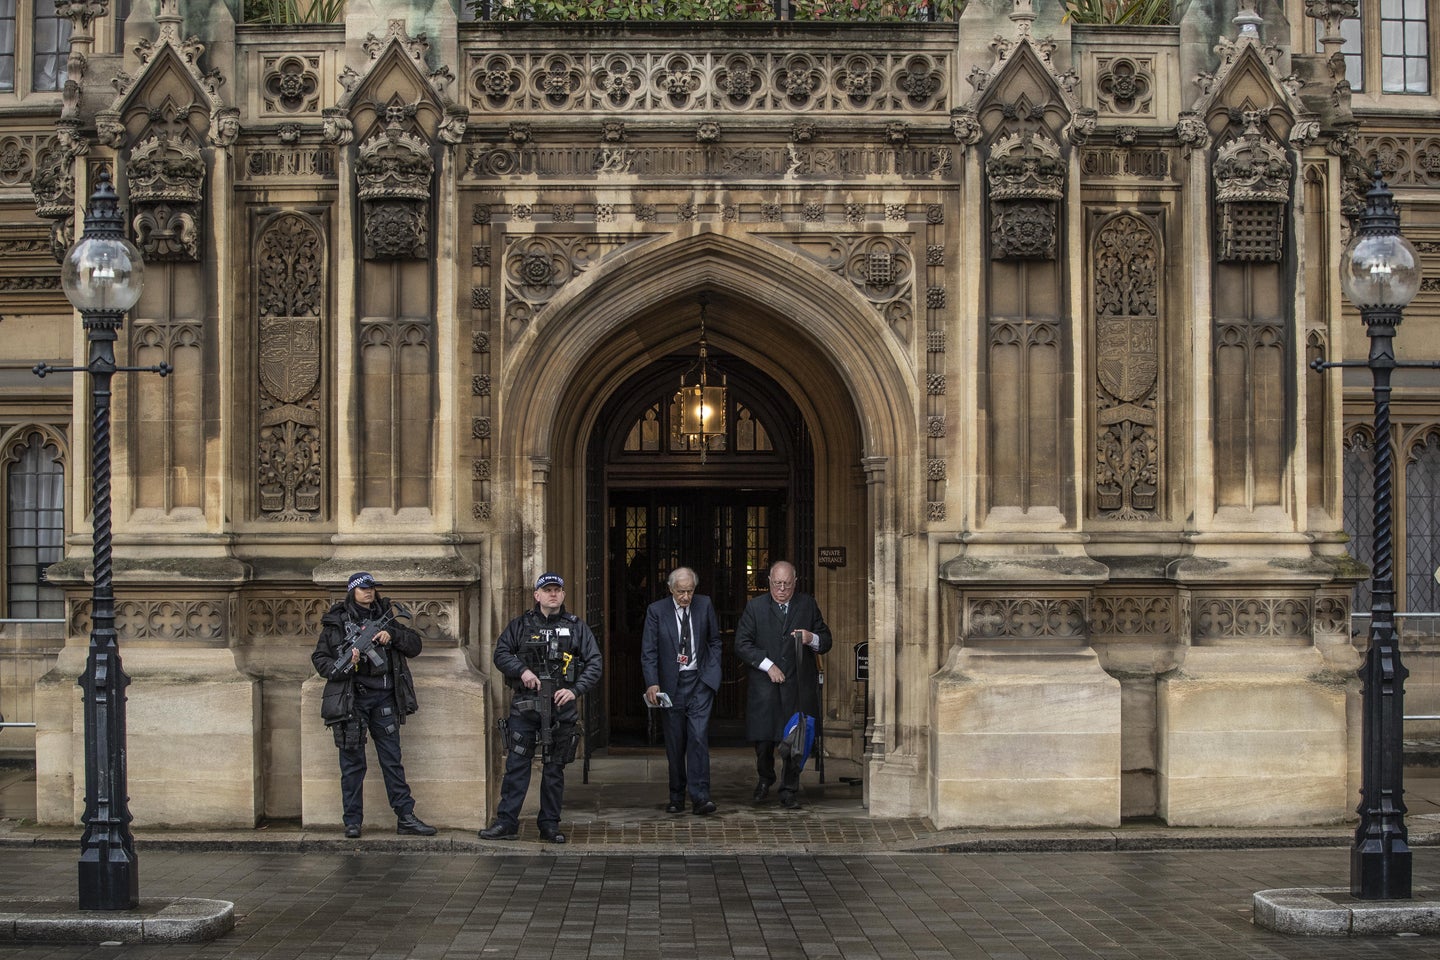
top-left (493, 698), bottom-right (577, 831)
top-left (337, 685), bottom-right (416, 827)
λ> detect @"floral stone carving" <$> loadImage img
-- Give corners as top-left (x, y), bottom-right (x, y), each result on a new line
top-left (356, 121), bottom-right (434, 260)
top-left (987, 131), bottom-right (1064, 260)
top-left (127, 132), bottom-right (205, 261)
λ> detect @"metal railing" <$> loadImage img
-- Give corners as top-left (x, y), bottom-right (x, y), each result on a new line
top-left (1352, 611), bottom-right (1440, 722)
top-left (0, 617), bottom-right (65, 733)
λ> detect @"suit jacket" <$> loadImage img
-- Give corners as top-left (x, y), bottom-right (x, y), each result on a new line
top-left (733, 591), bottom-right (832, 741)
top-left (641, 593), bottom-right (723, 697)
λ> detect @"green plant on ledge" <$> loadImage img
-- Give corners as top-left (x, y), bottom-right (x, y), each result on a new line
top-left (243, 0), bottom-right (348, 24)
top-left (1062, 0), bottom-right (1171, 24)
top-left (467, 0), bottom-right (964, 21)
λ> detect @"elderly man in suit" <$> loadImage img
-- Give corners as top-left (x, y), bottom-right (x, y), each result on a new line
top-left (734, 560), bottom-right (832, 809)
top-left (642, 566), bottom-right (722, 815)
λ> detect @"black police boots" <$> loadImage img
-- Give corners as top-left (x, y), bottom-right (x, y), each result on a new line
top-left (396, 813), bottom-right (438, 836)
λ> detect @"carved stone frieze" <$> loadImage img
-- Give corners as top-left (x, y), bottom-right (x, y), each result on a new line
top-left (1357, 133), bottom-right (1440, 187)
top-left (243, 596), bottom-right (329, 639)
top-left (1089, 593), bottom-right (1176, 638)
top-left (72, 598), bottom-right (229, 642)
top-left (255, 213), bottom-right (325, 521)
top-left (965, 596), bottom-right (1087, 641)
top-left (1192, 596), bottom-right (1312, 643)
top-left (356, 123), bottom-right (434, 260)
top-left (127, 132), bottom-right (204, 261)
top-left (1313, 595), bottom-right (1350, 635)
top-left (1092, 214), bottom-right (1160, 520)
top-left (467, 47), bottom-right (951, 114)
top-left (464, 142), bottom-right (952, 181)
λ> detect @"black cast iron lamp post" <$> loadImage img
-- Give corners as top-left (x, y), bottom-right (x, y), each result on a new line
top-left (35, 168), bottom-right (168, 910)
top-left (1338, 173), bottom-right (1422, 901)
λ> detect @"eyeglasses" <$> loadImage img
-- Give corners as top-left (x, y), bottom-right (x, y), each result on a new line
top-left (770, 579), bottom-right (795, 588)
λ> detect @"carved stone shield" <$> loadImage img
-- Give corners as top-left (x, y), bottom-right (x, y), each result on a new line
top-left (259, 316), bottom-right (321, 403)
top-left (1096, 316), bottom-right (1157, 403)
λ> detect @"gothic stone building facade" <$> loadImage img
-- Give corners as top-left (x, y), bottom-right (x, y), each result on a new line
top-left (1, 0), bottom-right (1438, 830)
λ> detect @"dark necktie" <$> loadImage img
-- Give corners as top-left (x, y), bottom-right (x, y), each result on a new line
top-left (680, 608), bottom-right (692, 661)
top-left (779, 602), bottom-right (789, 616)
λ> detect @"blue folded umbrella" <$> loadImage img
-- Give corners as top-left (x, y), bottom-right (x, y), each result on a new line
top-left (778, 711), bottom-right (816, 771)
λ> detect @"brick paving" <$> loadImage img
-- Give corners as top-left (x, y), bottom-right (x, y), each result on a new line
top-left (3, 757), bottom-right (1440, 956)
top-left (2, 846), bottom-right (1440, 958)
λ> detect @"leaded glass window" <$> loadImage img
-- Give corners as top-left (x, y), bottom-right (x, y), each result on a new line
top-left (1344, 433), bottom-right (1375, 614)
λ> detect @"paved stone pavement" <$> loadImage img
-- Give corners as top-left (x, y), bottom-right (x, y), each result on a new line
top-left (4, 753), bottom-right (1440, 956)
top-left (2, 846), bottom-right (1440, 959)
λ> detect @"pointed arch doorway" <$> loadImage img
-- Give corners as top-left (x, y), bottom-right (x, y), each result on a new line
top-left (588, 353), bottom-right (814, 747)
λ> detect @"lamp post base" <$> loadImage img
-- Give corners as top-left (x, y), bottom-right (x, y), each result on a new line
top-left (1351, 839), bottom-right (1412, 901)
top-left (79, 846), bottom-right (139, 911)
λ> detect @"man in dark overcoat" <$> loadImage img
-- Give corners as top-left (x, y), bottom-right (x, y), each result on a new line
top-left (733, 560), bottom-right (832, 809)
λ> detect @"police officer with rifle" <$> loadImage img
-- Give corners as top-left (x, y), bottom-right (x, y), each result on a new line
top-left (313, 571), bottom-right (437, 838)
top-left (480, 572), bottom-right (602, 844)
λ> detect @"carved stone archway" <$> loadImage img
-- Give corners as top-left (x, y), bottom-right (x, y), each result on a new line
top-left (490, 226), bottom-right (924, 811)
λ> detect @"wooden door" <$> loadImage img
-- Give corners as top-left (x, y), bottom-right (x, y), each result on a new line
top-left (607, 488), bottom-right (786, 744)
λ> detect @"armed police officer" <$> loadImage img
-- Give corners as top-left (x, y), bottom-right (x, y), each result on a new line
top-left (480, 572), bottom-right (602, 844)
top-left (312, 571), bottom-right (437, 838)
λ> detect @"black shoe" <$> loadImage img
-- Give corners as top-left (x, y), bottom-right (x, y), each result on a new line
top-left (693, 799), bottom-right (717, 816)
top-left (753, 781), bottom-right (772, 802)
top-left (780, 793), bottom-right (801, 810)
top-left (344, 824), bottom-right (361, 839)
top-left (539, 826), bottom-right (567, 844)
top-left (665, 801), bottom-right (684, 814)
top-left (396, 813), bottom-right (437, 836)
top-left (479, 822), bottom-right (518, 840)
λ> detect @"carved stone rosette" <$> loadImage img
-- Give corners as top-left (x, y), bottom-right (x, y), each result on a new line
top-left (127, 132), bottom-right (205, 261)
top-left (986, 131), bottom-right (1064, 260)
top-left (355, 124), bottom-right (434, 260)
top-left (1214, 116), bottom-right (1292, 263)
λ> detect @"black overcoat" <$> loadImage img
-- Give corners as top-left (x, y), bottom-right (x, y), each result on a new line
top-left (733, 591), bottom-right (832, 742)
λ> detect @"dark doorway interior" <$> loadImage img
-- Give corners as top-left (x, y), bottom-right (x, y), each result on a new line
top-left (586, 345), bottom-right (812, 747)
top-left (607, 487), bottom-right (787, 744)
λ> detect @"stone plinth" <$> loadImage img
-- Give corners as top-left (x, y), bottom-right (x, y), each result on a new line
top-left (1158, 647), bottom-right (1347, 826)
top-left (300, 649), bottom-right (487, 830)
top-left (34, 645), bottom-right (261, 828)
top-left (931, 647), bottom-right (1121, 828)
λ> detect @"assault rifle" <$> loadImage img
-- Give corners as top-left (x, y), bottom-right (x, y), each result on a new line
top-left (339, 601), bottom-right (413, 673)
top-left (511, 629), bottom-right (575, 759)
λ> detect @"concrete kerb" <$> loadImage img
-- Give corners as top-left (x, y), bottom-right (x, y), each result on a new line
top-left (1253, 887), bottom-right (1440, 936)
top-left (0, 897), bottom-right (234, 945)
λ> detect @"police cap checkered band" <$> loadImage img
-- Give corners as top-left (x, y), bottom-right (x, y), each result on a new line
top-left (534, 572), bottom-right (564, 590)
top-left (347, 572), bottom-right (378, 592)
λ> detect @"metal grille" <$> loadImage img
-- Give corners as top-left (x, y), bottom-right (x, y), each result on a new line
top-left (1217, 201), bottom-right (1285, 263)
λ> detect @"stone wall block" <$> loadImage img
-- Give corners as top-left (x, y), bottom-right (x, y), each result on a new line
top-left (300, 650), bottom-right (486, 830)
top-left (930, 649), bottom-right (1121, 828)
top-left (1157, 655), bottom-right (1347, 826)
top-left (34, 646), bottom-right (261, 828)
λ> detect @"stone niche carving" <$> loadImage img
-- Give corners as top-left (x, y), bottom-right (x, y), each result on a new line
top-left (355, 123), bottom-right (434, 260)
top-left (256, 213), bottom-right (325, 520)
top-left (127, 132), bottom-right (205, 261)
top-left (1214, 116), bottom-right (1292, 263)
top-left (986, 131), bottom-right (1065, 260)
top-left (1093, 214), bottom-right (1160, 519)
top-left (31, 141), bottom-right (75, 262)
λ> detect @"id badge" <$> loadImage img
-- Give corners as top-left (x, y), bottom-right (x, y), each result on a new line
top-left (676, 653), bottom-right (689, 666)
